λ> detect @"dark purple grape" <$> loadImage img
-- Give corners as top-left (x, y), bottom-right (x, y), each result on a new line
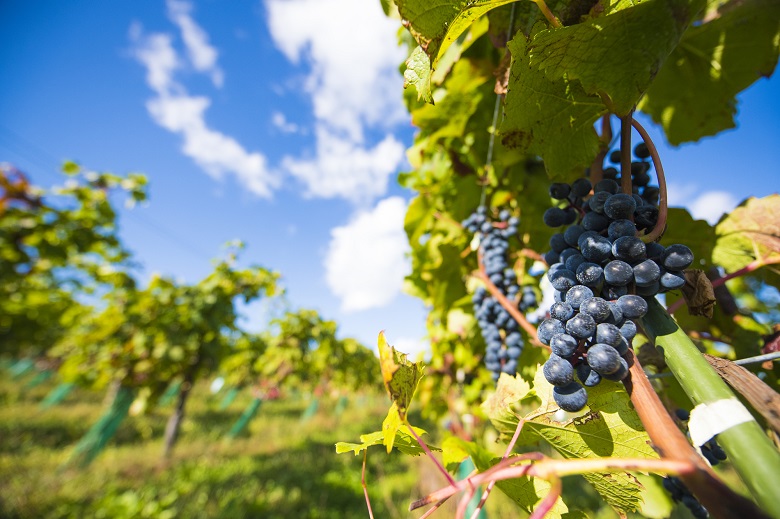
top-left (619, 320), bottom-right (637, 341)
top-left (608, 150), bottom-right (622, 163)
top-left (576, 262), bottom-right (604, 287)
top-left (563, 225), bottom-right (586, 248)
top-left (537, 319), bottom-right (566, 345)
top-left (549, 268), bottom-right (577, 292)
top-left (604, 260), bottom-right (633, 286)
top-left (594, 179), bottom-right (620, 194)
top-left (602, 284), bottom-right (628, 300)
top-left (544, 207), bottom-right (568, 227)
top-left (550, 302), bottom-right (574, 322)
top-left (565, 253), bottom-right (586, 273)
top-left (660, 270), bottom-right (686, 291)
top-left (582, 211), bottom-right (610, 232)
top-left (579, 234), bottom-right (612, 263)
top-left (595, 323), bottom-right (622, 348)
top-left (633, 259), bottom-right (661, 286)
top-left (604, 193), bottom-right (637, 220)
top-left (543, 354), bottom-right (574, 386)
top-left (662, 244), bottom-right (694, 270)
top-left (588, 191), bottom-right (611, 214)
top-left (587, 344), bottom-right (621, 375)
top-left (571, 178), bottom-right (592, 198)
top-left (549, 183), bottom-right (571, 199)
top-left (634, 142), bottom-right (650, 159)
top-left (612, 236), bottom-right (647, 263)
top-left (550, 333), bottom-right (579, 358)
top-left (550, 233), bottom-right (567, 253)
top-left (617, 295), bottom-right (648, 319)
top-left (566, 312), bottom-right (597, 339)
top-left (580, 297), bottom-right (611, 323)
top-left (576, 363), bottom-right (602, 386)
top-left (608, 219), bottom-right (636, 241)
top-left (553, 381), bottom-right (588, 411)
top-left (564, 285), bottom-right (594, 309)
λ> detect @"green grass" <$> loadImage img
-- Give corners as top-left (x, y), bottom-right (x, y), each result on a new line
top-left (0, 372), bottom-right (537, 519)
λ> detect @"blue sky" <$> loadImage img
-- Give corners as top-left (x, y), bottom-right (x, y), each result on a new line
top-left (1, 0), bottom-right (778, 356)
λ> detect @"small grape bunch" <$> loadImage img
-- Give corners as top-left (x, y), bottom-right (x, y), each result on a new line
top-left (463, 207), bottom-right (538, 381)
top-left (538, 289), bottom-right (643, 411)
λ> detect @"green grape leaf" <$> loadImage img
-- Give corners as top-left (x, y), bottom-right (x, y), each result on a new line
top-left (713, 194), bottom-right (780, 279)
top-left (336, 424), bottom-right (436, 456)
top-left (500, 32), bottom-right (607, 180)
top-left (404, 45), bottom-right (435, 103)
top-left (639, 0), bottom-right (780, 144)
top-left (485, 368), bottom-right (656, 514)
top-left (528, 0), bottom-right (698, 115)
top-left (395, 0), bottom-right (517, 69)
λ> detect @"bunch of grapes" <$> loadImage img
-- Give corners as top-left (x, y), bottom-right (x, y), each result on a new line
top-left (538, 143), bottom-right (694, 411)
top-left (662, 477), bottom-right (709, 518)
top-left (463, 207), bottom-right (537, 381)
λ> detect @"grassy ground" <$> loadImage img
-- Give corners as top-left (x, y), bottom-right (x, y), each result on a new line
top-left (0, 372), bottom-right (526, 519)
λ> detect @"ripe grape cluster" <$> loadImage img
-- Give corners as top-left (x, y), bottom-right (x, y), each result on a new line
top-left (662, 477), bottom-right (709, 518)
top-left (463, 207), bottom-right (537, 381)
top-left (538, 143), bottom-right (694, 412)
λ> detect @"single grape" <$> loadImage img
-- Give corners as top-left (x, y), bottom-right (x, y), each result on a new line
top-left (537, 318), bottom-right (566, 345)
top-left (612, 236), bottom-right (647, 263)
top-left (553, 381), bottom-right (588, 412)
top-left (550, 333), bottom-right (579, 358)
top-left (587, 343), bottom-right (621, 375)
top-left (608, 219), bottom-right (636, 241)
top-left (549, 268), bottom-right (578, 292)
top-left (582, 211), bottom-right (610, 232)
top-left (604, 193), bottom-right (637, 220)
top-left (571, 178), bottom-right (592, 198)
top-left (576, 262), bottom-right (604, 287)
top-left (604, 260), bottom-right (634, 286)
top-left (595, 322), bottom-right (622, 348)
top-left (543, 354), bottom-right (574, 386)
top-left (549, 183), bottom-right (571, 199)
top-left (566, 312), bottom-right (597, 339)
top-left (662, 244), bottom-right (694, 270)
top-left (550, 301), bottom-right (575, 322)
top-left (617, 294), bottom-right (648, 319)
top-left (594, 179), bottom-right (620, 194)
top-left (544, 207), bottom-right (568, 227)
top-left (634, 142), bottom-right (650, 159)
top-left (660, 270), bottom-right (686, 291)
top-left (588, 191), bottom-right (611, 214)
top-left (563, 225), bottom-right (586, 248)
top-left (565, 253), bottom-right (586, 273)
top-left (619, 320), bottom-right (637, 341)
top-left (633, 259), bottom-right (661, 286)
top-left (608, 149), bottom-right (622, 163)
top-left (564, 285), bottom-right (594, 309)
top-left (580, 296), bottom-right (611, 323)
top-left (579, 234), bottom-right (612, 263)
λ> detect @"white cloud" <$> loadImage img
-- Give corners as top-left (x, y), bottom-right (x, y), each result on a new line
top-left (265, 0), bottom-right (408, 202)
top-left (131, 10), bottom-right (278, 198)
top-left (688, 191), bottom-right (738, 224)
top-left (272, 111), bottom-right (300, 134)
top-left (390, 335), bottom-right (431, 360)
top-left (325, 197), bottom-right (410, 312)
top-left (166, 0), bottom-right (224, 87)
top-left (283, 128), bottom-right (404, 202)
top-left (667, 183), bottom-right (738, 224)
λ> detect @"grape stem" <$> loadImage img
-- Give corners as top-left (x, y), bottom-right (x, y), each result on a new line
top-left (410, 455), bottom-right (693, 513)
top-left (531, 0), bottom-right (562, 28)
top-left (619, 115), bottom-right (633, 196)
top-left (406, 422), bottom-right (458, 487)
top-left (667, 257), bottom-right (780, 314)
top-left (590, 115), bottom-right (613, 185)
top-left (473, 267), bottom-right (546, 349)
top-left (470, 418), bottom-right (526, 519)
top-left (631, 118), bottom-right (668, 243)
top-left (362, 450), bottom-right (375, 519)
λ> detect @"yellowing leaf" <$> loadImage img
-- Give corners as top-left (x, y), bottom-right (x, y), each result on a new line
top-left (336, 424), bottom-right (436, 456)
top-left (377, 331), bottom-right (424, 421)
top-left (713, 195), bottom-right (780, 276)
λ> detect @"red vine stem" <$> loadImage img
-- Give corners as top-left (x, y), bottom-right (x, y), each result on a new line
top-left (631, 118), bottom-right (668, 243)
top-left (620, 115), bottom-right (633, 196)
top-left (667, 257), bottom-right (780, 314)
top-left (528, 476), bottom-right (561, 519)
top-left (406, 423), bottom-right (458, 487)
top-left (410, 455), bottom-right (693, 511)
top-left (362, 450), bottom-right (375, 519)
top-left (470, 418), bottom-right (526, 519)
